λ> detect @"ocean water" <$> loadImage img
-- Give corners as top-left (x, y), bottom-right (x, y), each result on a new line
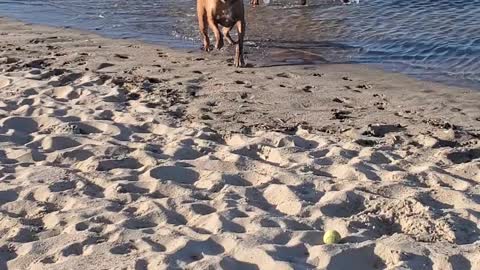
top-left (0, 0), bottom-right (479, 89)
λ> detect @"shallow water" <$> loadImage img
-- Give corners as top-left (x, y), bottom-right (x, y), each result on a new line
top-left (1, 0), bottom-right (479, 88)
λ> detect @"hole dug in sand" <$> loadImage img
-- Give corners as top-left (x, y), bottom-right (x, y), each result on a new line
top-left (41, 136), bottom-right (81, 152)
top-left (263, 184), bottom-right (304, 216)
top-left (348, 198), bottom-right (478, 244)
top-left (312, 243), bottom-right (387, 270)
top-left (319, 190), bottom-right (366, 218)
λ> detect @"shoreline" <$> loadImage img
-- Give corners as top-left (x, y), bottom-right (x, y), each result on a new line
top-left (1, 17), bottom-right (479, 137)
top-left (1, 17), bottom-right (479, 269)
top-left (1, 13), bottom-right (479, 91)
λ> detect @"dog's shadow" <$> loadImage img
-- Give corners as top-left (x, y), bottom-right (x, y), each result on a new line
top-left (194, 39), bottom-right (357, 68)
top-left (243, 39), bottom-right (358, 68)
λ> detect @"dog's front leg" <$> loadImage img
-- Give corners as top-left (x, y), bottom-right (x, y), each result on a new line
top-left (197, 5), bottom-right (211, 51)
top-left (234, 20), bottom-right (245, 67)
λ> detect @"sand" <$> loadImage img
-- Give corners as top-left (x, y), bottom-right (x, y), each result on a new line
top-left (0, 17), bottom-right (479, 270)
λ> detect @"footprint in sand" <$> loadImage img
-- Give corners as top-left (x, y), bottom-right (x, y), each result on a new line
top-left (39, 255), bottom-right (58, 264)
top-left (48, 72), bottom-right (83, 87)
top-left (110, 243), bottom-right (137, 255)
top-left (74, 222), bottom-right (89, 232)
top-left (446, 148), bottom-right (480, 164)
top-left (50, 85), bottom-right (80, 100)
top-left (263, 184), bottom-right (303, 215)
top-left (73, 121), bottom-right (122, 136)
top-left (0, 189), bottom-right (19, 205)
top-left (97, 63), bottom-right (115, 70)
top-left (41, 136), bottom-right (81, 152)
top-left (166, 239), bottom-right (224, 266)
top-left (0, 77), bottom-right (11, 88)
top-left (190, 203), bottom-right (216, 215)
top-left (123, 217), bottom-right (158, 230)
top-left (276, 72), bottom-right (292, 78)
top-left (149, 166), bottom-right (199, 184)
top-left (114, 53), bottom-right (129, 59)
top-left (319, 190), bottom-right (366, 218)
top-left (0, 116), bottom-right (39, 134)
top-left (61, 242), bottom-right (84, 257)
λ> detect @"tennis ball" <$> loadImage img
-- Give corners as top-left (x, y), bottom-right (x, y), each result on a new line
top-left (323, 230), bottom-right (341, 244)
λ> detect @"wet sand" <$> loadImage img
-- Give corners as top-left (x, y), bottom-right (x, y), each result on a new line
top-left (0, 17), bottom-right (479, 270)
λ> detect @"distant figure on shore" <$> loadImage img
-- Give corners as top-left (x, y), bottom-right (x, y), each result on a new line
top-left (250, 0), bottom-right (307, 5)
top-left (250, 0), bottom-right (358, 6)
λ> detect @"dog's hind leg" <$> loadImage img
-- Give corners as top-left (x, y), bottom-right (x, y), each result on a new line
top-left (207, 15), bottom-right (224, 50)
top-left (234, 20), bottom-right (245, 67)
top-left (197, 4), bottom-right (211, 51)
top-left (222, 26), bottom-right (235, 45)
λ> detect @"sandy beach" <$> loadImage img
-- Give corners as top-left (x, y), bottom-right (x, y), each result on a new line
top-left (0, 17), bottom-right (479, 269)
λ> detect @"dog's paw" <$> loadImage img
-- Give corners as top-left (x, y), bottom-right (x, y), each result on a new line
top-left (215, 40), bottom-right (224, 50)
top-left (225, 39), bottom-right (236, 46)
top-left (234, 58), bottom-right (246, 68)
top-left (202, 45), bottom-right (213, 52)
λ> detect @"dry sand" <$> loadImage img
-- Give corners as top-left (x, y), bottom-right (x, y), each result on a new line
top-left (0, 17), bottom-right (479, 270)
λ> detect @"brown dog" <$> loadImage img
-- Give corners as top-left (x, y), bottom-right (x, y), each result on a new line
top-left (197, 0), bottom-right (246, 67)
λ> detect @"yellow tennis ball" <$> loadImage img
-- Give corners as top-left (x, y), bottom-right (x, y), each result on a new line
top-left (323, 230), bottom-right (341, 244)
